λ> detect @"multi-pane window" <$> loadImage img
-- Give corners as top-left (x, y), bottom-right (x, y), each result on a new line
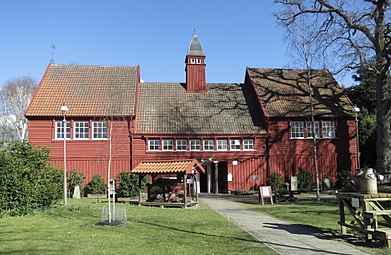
top-left (148, 139), bottom-right (160, 151)
top-left (307, 121), bottom-right (320, 138)
top-left (243, 139), bottom-right (254, 150)
top-left (55, 121), bottom-right (70, 139)
top-left (74, 122), bottom-right (89, 139)
top-left (230, 139), bottom-right (241, 150)
top-left (190, 139), bottom-right (201, 151)
top-left (217, 139), bottom-right (228, 151)
top-left (322, 121), bottom-right (336, 138)
top-left (290, 121), bottom-right (304, 138)
top-left (162, 139), bottom-right (174, 151)
top-left (176, 139), bottom-right (187, 151)
top-left (92, 121), bottom-right (107, 139)
top-left (203, 139), bottom-right (214, 151)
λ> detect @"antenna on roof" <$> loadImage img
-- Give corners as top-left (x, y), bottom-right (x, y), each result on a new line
top-left (50, 43), bottom-right (56, 64)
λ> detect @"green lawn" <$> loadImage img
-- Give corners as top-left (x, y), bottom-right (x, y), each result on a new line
top-left (0, 199), bottom-right (277, 255)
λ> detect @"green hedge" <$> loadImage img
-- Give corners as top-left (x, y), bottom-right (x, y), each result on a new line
top-left (0, 141), bottom-right (62, 217)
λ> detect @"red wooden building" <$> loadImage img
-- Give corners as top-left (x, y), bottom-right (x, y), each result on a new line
top-left (25, 34), bottom-right (358, 192)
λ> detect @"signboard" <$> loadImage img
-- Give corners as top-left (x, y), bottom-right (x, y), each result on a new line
top-left (259, 186), bottom-right (273, 205)
top-left (227, 173), bottom-right (233, 182)
top-left (352, 198), bottom-right (360, 208)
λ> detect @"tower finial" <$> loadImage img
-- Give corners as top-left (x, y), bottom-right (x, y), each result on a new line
top-left (192, 25), bottom-right (197, 37)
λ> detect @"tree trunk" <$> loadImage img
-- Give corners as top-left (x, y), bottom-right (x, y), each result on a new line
top-left (376, 64), bottom-right (391, 173)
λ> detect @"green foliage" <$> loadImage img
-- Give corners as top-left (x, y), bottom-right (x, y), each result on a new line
top-left (0, 141), bottom-right (62, 217)
top-left (67, 169), bottom-right (86, 193)
top-left (297, 168), bottom-right (313, 191)
top-left (115, 171), bottom-right (148, 197)
top-left (83, 175), bottom-right (106, 195)
top-left (349, 66), bottom-right (377, 113)
top-left (358, 109), bottom-right (377, 167)
top-left (334, 171), bottom-right (354, 190)
top-left (267, 172), bottom-right (284, 192)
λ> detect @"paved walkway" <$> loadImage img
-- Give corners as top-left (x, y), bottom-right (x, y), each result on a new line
top-left (200, 194), bottom-right (370, 255)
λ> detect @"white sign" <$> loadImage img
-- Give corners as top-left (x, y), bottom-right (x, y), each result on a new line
top-left (227, 173), bottom-right (233, 182)
top-left (352, 198), bottom-right (360, 208)
top-left (261, 186), bottom-right (270, 197)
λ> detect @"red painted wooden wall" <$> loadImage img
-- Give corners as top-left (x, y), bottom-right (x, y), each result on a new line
top-left (28, 118), bottom-right (131, 183)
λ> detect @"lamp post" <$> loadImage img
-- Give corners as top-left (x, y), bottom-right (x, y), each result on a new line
top-left (61, 103), bottom-right (69, 206)
top-left (353, 105), bottom-right (361, 170)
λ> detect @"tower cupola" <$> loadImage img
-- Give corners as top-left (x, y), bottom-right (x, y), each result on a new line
top-left (185, 34), bottom-right (206, 93)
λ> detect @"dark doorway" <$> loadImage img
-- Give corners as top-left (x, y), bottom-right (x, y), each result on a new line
top-left (199, 162), bottom-right (228, 193)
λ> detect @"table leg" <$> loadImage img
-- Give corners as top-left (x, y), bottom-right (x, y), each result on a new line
top-left (338, 198), bottom-right (347, 234)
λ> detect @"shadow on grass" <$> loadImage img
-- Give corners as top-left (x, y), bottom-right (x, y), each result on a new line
top-left (136, 219), bottom-right (261, 244)
top-left (137, 220), bottom-right (368, 254)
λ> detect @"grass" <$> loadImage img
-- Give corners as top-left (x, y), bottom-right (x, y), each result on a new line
top-left (0, 199), bottom-right (277, 255)
top-left (238, 194), bottom-right (391, 255)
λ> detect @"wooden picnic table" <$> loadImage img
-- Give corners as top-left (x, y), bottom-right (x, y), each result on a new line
top-left (337, 192), bottom-right (391, 247)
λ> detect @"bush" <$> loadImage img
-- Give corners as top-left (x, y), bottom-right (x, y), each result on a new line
top-left (83, 174), bottom-right (106, 195)
top-left (115, 171), bottom-right (148, 197)
top-left (334, 171), bottom-right (354, 190)
top-left (297, 168), bottom-right (313, 191)
top-left (0, 141), bottom-right (62, 217)
top-left (267, 172), bottom-right (284, 192)
top-left (67, 169), bottom-right (85, 194)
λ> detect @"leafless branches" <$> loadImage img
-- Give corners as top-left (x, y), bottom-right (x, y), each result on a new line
top-left (0, 77), bottom-right (36, 140)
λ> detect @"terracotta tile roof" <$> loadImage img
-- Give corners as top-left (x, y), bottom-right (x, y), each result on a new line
top-left (25, 64), bottom-right (138, 117)
top-left (247, 68), bottom-right (353, 118)
top-left (136, 82), bottom-right (266, 135)
top-left (131, 159), bottom-right (205, 174)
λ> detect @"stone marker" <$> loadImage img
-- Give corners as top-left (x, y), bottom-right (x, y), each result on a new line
top-left (73, 185), bottom-right (81, 199)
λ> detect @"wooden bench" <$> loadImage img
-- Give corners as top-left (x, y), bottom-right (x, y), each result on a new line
top-left (87, 194), bottom-right (107, 203)
top-left (362, 210), bottom-right (391, 247)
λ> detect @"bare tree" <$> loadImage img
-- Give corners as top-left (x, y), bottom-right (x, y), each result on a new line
top-left (0, 77), bottom-right (36, 140)
top-left (275, 0), bottom-right (391, 173)
top-left (287, 17), bottom-right (323, 200)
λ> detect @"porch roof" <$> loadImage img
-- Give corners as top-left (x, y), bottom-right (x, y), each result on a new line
top-left (131, 159), bottom-right (205, 174)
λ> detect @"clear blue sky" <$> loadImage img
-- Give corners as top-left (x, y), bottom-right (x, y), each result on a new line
top-left (0, 1), bottom-right (354, 86)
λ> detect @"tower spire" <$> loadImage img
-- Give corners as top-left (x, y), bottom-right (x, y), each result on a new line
top-left (185, 32), bottom-right (206, 93)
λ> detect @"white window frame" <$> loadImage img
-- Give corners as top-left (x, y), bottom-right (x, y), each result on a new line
top-left (162, 139), bottom-right (174, 151)
top-left (55, 121), bottom-right (70, 140)
top-left (243, 139), bottom-right (254, 150)
top-left (322, 121), bottom-right (336, 138)
top-left (203, 139), bottom-right (214, 151)
top-left (74, 121), bottom-right (89, 140)
top-left (306, 121), bottom-right (320, 139)
top-left (92, 121), bottom-right (107, 140)
top-left (196, 58), bottom-right (202, 64)
top-left (190, 58), bottom-right (196, 64)
top-left (230, 139), bottom-right (241, 151)
top-left (148, 139), bottom-right (160, 151)
top-left (217, 139), bottom-right (228, 151)
top-left (190, 139), bottom-right (201, 151)
top-left (176, 139), bottom-right (187, 151)
top-left (290, 121), bottom-right (304, 139)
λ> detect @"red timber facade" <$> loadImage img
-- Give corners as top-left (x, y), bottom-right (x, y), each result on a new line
top-left (26, 34), bottom-right (358, 192)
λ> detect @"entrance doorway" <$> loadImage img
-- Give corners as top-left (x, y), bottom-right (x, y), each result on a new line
top-left (199, 161), bottom-right (228, 193)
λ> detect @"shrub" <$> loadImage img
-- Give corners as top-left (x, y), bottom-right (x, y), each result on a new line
top-left (334, 171), bottom-right (354, 190)
top-left (297, 168), bottom-right (313, 191)
top-left (267, 172), bottom-right (284, 192)
top-left (67, 169), bottom-right (85, 194)
top-left (83, 174), bottom-right (106, 195)
top-left (115, 171), bottom-right (148, 197)
top-left (0, 141), bottom-right (62, 217)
